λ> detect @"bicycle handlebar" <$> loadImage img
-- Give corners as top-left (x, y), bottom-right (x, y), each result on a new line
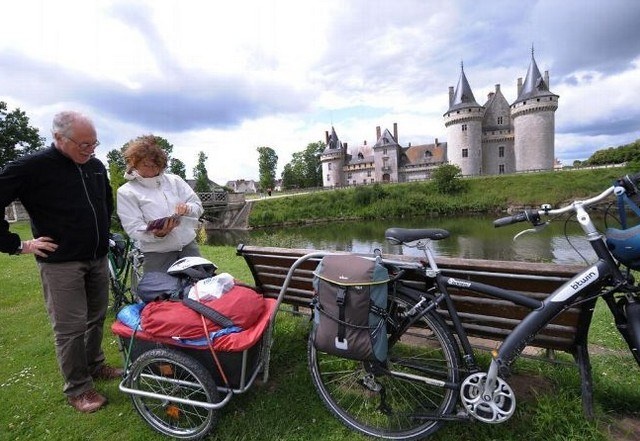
top-left (493, 172), bottom-right (640, 228)
top-left (493, 210), bottom-right (541, 228)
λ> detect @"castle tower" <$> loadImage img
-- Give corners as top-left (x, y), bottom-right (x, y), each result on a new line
top-left (510, 50), bottom-right (559, 171)
top-left (481, 84), bottom-right (515, 174)
top-left (373, 123), bottom-right (401, 183)
top-left (320, 127), bottom-right (346, 187)
top-left (444, 63), bottom-right (485, 176)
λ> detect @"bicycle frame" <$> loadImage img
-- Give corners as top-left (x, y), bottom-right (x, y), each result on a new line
top-left (108, 234), bottom-right (144, 310)
top-left (385, 181), bottom-right (640, 424)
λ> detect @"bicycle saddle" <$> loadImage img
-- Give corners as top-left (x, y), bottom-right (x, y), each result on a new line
top-left (385, 228), bottom-right (450, 244)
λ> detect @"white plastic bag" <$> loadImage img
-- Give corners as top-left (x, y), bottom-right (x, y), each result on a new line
top-left (188, 273), bottom-right (235, 301)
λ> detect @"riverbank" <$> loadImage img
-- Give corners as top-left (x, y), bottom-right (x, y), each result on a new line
top-left (248, 167), bottom-right (635, 228)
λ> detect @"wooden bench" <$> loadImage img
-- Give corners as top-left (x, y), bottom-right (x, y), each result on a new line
top-left (236, 244), bottom-right (597, 417)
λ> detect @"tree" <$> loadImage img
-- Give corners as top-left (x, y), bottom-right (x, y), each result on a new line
top-left (106, 149), bottom-right (127, 199)
top-left (432, 163), bottom-right (468, 194)
top-left (0, 101), bottom-right (45, 169)
top-left (169, 158), bottom-right (186, 179)
top-left (193, 151), bottom-right (211, 192)
top-left (281, 141), bottom-right (325, 189)
top-left (257, 146), bottom-right (278, 192)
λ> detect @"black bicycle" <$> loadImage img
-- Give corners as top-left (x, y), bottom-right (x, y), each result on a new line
top-left (108, 232), bottom-right (144, 312)
top-left (306, 173), bottom-right (640, 440)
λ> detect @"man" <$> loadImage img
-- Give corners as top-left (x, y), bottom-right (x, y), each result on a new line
top-left (0, 111), bottom-right (122, 413)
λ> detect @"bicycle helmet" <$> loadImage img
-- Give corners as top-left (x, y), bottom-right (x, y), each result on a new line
top-left (606, 224), bottom-right (640, 269)
top-left (167, 256), bottom-right (218, 280)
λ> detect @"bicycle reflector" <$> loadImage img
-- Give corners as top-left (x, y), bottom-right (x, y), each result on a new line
top-left (605, 224), bottom-right (640, 269)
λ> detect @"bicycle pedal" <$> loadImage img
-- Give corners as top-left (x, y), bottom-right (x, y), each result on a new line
top-left (361, 374), bottom-right (382, 392)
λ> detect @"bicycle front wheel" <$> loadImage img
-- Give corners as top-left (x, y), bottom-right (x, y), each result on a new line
top-left (308, 293), bottom-right (460, 440)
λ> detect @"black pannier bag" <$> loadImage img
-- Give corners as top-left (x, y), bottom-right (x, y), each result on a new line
top-left (312, 254), bottom-right (390, 362)
top-left (136, 272), bottom-right (188, 302)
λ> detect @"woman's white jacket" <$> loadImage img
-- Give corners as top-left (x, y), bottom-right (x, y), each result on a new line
top-left (117, 172), bottom-right (204, 253)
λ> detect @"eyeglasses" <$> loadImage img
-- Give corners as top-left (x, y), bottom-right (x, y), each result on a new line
top-left (64, 136), bottom-right (100, 150)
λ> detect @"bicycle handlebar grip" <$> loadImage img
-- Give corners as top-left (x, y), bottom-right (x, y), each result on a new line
top-left (621, 172), bottom-right (640, 195)
top-left (493, 211), bottom-right (529, 227)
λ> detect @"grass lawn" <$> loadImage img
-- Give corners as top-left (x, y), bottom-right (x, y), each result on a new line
top-left (0, 221), bottom-right (639, 440)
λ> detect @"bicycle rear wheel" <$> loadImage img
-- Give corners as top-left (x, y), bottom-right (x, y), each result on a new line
top-left (308, 293), bottom-right (460, 440)
top-left (128, 348), bottom-right (218, 440)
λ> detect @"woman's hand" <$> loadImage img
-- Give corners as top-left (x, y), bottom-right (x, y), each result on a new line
top-left (175, 203), bottom-right (189, 216)
top-left (152, 217), bottom-right (179, 238)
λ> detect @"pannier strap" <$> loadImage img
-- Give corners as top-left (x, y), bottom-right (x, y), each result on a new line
top-left (336, 287), bottom-right (347, 345)
top-left (181, 297), bottom-right (236, 328)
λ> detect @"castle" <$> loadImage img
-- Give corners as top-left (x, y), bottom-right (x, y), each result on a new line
top-left (320, 51), bottom-right (559, 187)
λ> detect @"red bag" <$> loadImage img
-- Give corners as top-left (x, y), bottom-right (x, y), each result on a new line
top-left (141, 285), bottom-right (265, 339)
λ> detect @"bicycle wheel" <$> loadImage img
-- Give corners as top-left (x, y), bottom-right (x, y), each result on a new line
top-left (308, 293), bottom-right (460, 440)
top-left (128, 348), bottom-right (218, 440)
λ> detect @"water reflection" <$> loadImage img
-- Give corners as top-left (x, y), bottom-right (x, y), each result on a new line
top-left (207, 215), bottom-right (598, 265)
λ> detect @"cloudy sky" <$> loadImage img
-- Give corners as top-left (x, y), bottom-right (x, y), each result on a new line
top-left (2, 0), bottom-right (640, 183)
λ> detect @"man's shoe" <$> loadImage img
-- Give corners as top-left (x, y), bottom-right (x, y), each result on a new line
top-left (92, 364), bottom-right (124, 381)
top-left (67, 389), bottom-right (107, 413)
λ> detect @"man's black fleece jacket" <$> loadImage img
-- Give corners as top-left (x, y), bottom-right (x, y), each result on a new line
top-left (0, 145), bottom-right (113, 262)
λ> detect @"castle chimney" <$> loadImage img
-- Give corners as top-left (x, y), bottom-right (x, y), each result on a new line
top-left (393, 123), bottom-right (398, 142)
top-left (487, 92), bottom-right (495, 100)
top-left (495, 84), bottom-right (500, 92)
top-left (448, 86), bottom-right (454, 107)
top-left (434, 138), bottom-right (438, 146)
top-left (517, 77), bottom-right (523, 96)
top-left (364, 140), bottom-right (367, 146)
top-left (325, 130), bottom-right (329, 144)
top-left (376, 126), bottom-right (381, 140)
top-left (544, 70), bottom-right (550, 89)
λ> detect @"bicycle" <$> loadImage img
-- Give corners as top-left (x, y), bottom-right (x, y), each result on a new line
top-left (108, 232), bottom-right (144, 312)
top-left (306, 173), bottom-right (640, 440)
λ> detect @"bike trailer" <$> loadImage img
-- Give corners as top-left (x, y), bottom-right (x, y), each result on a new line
top-left (112, 286), bottom-right (275, 390)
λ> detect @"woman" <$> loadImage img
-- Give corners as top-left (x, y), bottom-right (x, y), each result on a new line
top-left (117, 135), bottom-right (204, 273)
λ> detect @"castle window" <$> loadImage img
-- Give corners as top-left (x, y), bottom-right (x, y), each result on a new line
top-left (383, 148), bottom-right (387, 155)
top-left (425, 151), bottom-right (432, 157)
top-left (497, 116), bottom-right (503, 125)
top-left (328, 163), bottom-right (332, 170)
top-left (347, 173), bottom-right (352, 179)
top-left (326, 174), bottom-right (331, 181)
top-left (461, 124), bottom-right (467, 132)
top-left (358, 152), bottom-right (364, 159)
top-left (499, 164), bottom-right (505, 174)
top-left (462, 148), bottom-right (468, 158)
top-left (498, 146), bottom-right (505, 158)
top-left (367, 170), bottom-right (371, 177)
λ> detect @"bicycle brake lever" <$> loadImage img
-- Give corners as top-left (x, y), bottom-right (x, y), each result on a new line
top-left (513, 222), bottom-right (549, 241)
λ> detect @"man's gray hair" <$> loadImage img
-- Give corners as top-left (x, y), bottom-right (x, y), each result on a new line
top-left (51, 111), bottom-right (94, 137)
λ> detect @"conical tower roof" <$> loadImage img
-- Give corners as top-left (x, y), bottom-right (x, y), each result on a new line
top-left (513, 49), bottom-right (558, 105)
top-left (447, 63), bottom-right (482, 112)
top-left (323, 126), bottom-right (343, 153)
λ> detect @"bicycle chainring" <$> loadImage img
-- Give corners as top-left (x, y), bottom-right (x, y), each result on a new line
top-left (460, 372), bottom-right (516, 423)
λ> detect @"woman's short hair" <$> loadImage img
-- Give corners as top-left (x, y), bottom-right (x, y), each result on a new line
top-left (123, 135), bottom-right (168, 170)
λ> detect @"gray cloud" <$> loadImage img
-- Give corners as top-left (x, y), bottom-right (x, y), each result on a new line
top-left (0, 50), bottom-right (311, 132)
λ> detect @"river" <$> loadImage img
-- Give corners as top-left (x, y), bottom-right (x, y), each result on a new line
top-left (206, 214), bottom-right (600, 265)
